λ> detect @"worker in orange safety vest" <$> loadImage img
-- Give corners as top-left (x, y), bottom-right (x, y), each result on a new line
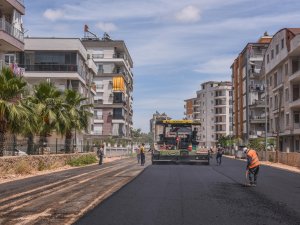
top-left (242, 146), bottom-right (260, 186)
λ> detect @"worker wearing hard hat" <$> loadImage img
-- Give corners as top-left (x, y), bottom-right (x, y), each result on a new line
top-left (242, 146), bottom-right (260, 186)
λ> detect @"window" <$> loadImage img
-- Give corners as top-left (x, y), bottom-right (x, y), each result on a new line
top-left (276, 44), bottom-right (279, 55)
top-left (269, 76), bottom-right (272, 87)
top-left (285, 63), bottom-right (288, 76)
top-left (281, 39), bottom-right (284, 49)
top-left (270, 97), bottom-right (273, 108)
top-left (267, 54), bottom-right (270, 63)
top-left (286, 114), bottom-right (289, 126)
top-left (270, 119), bottom-right (273, 130)
top-left (274, 72), bottom-right (277, 87)
top-left (294, 139), bottom-right (300, 151)
top-left (271, 49), bottom-right (274, 59)
top-left (98, 64), bottom-right (103, 73)
top-left (294, 112), bottom-right (300, 123)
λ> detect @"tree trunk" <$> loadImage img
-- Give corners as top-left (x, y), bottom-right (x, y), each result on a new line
top-left (65, 130), bottom-right (73, 153)
top-left (27, 134), bottom-right (34, 155)
top-left (0, 120), bottom-right (7, 157)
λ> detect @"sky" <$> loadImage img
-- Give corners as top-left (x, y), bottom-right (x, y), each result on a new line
top-left (24, 0), bottom-right (300, 132)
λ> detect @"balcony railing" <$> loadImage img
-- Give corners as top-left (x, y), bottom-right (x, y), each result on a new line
top-left (249, 84), bottom-right (264, 92)
top-left (94, 99), bottom-right (103, 104)
top-left (0, 18), bottom-right (24, 42)
top-left (92, 54), bottom-right (104, 59)
top-left (21, 64), bottom-right (78, 72)
top-left (94, 115), bottom-right (103, 120)
top-left (113, 115), bottom-right (125, 120)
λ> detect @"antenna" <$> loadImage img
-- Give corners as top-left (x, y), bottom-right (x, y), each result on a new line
top-left (84, 24), bottom-right (98, 39)
top-left (102, 32), bottom-right (112, 41)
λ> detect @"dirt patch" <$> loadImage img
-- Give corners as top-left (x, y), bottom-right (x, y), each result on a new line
top-left (0, 156), bottom-right (128, 184)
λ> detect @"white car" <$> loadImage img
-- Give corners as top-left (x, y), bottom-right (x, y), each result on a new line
top-left (14, 149), bottom-right (28, 156)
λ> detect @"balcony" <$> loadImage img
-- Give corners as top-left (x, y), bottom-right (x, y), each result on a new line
top-left (289, 98), bottom-right (300, 109)
top-left (289, 69), bottom-right (300, 83)
top-left (249, 53), bottom-right (264, 61)
top-left (249, 84), bottom-right (264, 92)
top-left (250, 100), bottom-right (265, 108)
top-left (0, 18), bottom-right (24, 51)
top-left (94, 99), bottom-right (103, 104)
top-left (112, 115), bottom-right (125, 120)
top-left (94, 115), bottom-right (104, 123)
top-left (249, 69), bottom-right (261, 79)
top-left (250, 116), bottom-right (266, 123)
top-left (22, 64), bottom-right (78, 72)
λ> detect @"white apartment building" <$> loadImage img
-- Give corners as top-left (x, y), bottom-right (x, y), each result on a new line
top-left (0, 0), bottom-right (24, 70)
top-left (21, 38), bottom-right (97, 146)
top-left (264, 28), bottom-right (300, 152)
top-left (192, 81), bottom-right (232, 147)
top-left (82, 35), bottom-right (133, 140)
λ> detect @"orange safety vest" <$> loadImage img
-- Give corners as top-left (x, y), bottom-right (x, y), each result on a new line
top-left (247, 149), bottom-right (260, 169)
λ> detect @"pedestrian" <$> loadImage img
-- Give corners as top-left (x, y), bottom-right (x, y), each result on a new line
top-left (140, 143), bottom-right (145, 166)
top-left (216, 144), bottom-right (224, 165)
top-left (136, 145), bottom-right (141, 164)
top-left (243, 146), bottom-right (260, 186)
top-left (209, 147), bottom-right (213, 158)
top-left (97, 145), bottom-right (104, 165)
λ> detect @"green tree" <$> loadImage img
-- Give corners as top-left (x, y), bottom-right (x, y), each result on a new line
top-left (63, 89), bottom-right (92, 152)
top-left (0, 68), bottom-right (28, 156)
top-left (27, 82), bottom-right (68, 146)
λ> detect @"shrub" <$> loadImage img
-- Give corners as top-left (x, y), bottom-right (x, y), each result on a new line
top-left (67, 155), bottom-right (97, 167)
top-left (14, 160), bottom-right (33, 174)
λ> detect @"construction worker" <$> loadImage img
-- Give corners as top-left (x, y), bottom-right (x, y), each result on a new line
top-left (243, 146), bottom-right (260, 186)
top-left (216, 144), bottom-right (224, 165)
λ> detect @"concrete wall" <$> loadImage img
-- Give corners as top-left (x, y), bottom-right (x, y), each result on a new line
top-left (258, 151), bottom-right (300, 168)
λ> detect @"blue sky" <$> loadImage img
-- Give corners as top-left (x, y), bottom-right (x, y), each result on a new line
top-left (24, 0), bottom-right (300, 132)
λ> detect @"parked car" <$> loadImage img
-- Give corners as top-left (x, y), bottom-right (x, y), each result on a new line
top-left (14, 149), bottom-right (28, 156)
top-left (234, 149), bottom-right (246, 159)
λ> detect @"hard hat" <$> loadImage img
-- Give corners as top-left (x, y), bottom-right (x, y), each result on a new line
top-left (242, 147), bottom-right (248, 153)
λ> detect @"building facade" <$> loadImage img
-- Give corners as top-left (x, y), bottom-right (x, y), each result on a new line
top-left (263, 28), bottom-right (300, 152)
top-left (231, 34), bottom-right (272, 144)
top-left (150, 112), bottom-right (171, 142)
top-left (184, 98), bottom-right (196, 120)
top-left (0, 0), bottom-right (25, 71)
top-left (81, 36), bottom-right (133, 140)
top-left (21, 37), bottom-right (97, 145)
top-left (188, 81), bottom-right (232, 147)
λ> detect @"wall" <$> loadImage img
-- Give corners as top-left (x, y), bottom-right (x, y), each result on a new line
top-left (258, 151), bottom-right (300, 168)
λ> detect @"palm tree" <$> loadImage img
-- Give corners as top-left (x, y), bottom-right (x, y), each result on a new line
top-left (0, 68), bottom-right (28, 156)
top-left (63, 89), bottom-right (93, 152)
top-left (27, 82), bottom-right (69, 148)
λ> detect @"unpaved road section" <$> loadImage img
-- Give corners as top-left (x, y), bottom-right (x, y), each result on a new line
top-left (0, 157), bottom-right (148, 225)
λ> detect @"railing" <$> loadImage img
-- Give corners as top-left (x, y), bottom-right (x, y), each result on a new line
top-left (112, 115), bottom-right (125, 120)
top-left (94, 115), bottom-right (103, 120)
top-left (21, 64), bottom-right (78, 72)
top-left (250, 84), bottom-right (264, 92)
top-left (92, 54), bottom-right (104, 59)
top-left (94, 99), bottom-right (103, 104)
top-left (96, 84), bottom-right (104, 90)
top-left (17, 0), bottom-right (24, 5)
top-left (0, 18), bottom-right (24, 42)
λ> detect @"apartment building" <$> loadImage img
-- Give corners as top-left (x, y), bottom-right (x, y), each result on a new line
top-left (81, 35), bottom-right (133, 140)
top-left (193, 81), bottom-right (232, 147)
top-left (184, 98), bottom-right (196, 120)
top-left (0, 0), bottom-right (24, 71)
top-left (150, 112), bottom-right (171, 142)
top-left (263, 28), bottom-right (300, 152)
top-left (21, 37), bottom-right (97, 145)
top-left (231, 34), bottom-right (272, 144)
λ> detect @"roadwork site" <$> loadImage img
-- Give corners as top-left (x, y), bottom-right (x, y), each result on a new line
top-left (0, 157), bottom-right (148, 225)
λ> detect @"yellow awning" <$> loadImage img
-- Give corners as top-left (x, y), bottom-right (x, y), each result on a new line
top-left (113, 76), bottom-right (125, 91)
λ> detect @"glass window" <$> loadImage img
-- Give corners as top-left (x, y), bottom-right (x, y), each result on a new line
top-left (276, 44), bottom-right (279, 55)
top-left (281, 39), bottom-right (284, 49)
top-left (271, 49), bottom-right (274, 59)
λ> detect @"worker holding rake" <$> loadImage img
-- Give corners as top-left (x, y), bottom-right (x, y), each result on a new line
top-left (242, 146), bottom-right (260, 187)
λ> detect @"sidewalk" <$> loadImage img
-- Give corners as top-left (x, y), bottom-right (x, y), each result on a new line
top-left (224, 155), bottom-right (300, 174)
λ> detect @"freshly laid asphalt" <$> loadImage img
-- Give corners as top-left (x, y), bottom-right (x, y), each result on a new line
top-left (75, 157), bottom-right (300, 225)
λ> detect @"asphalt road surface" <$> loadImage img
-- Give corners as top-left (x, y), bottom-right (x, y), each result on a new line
top-left (75, 157), bottom-right (300, 225)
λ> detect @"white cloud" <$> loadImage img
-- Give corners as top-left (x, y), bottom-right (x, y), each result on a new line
top-left (194, 55), bottom-right (235, 75)
top-left (175, 5), bottom-right (201, 23)
top-left (95, 22), bottom-right (117, 32)
top-left (43, 9), bottom-right (64, 21)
